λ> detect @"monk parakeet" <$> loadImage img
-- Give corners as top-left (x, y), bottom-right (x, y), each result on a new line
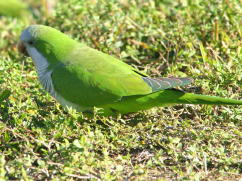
top-left (18, 25), bottom-right (242, 116)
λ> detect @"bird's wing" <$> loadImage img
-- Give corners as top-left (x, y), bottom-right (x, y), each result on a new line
top-left (142, 77), bottom-right (193, 92)
top-left (51, 46), bottom-right (192, 107)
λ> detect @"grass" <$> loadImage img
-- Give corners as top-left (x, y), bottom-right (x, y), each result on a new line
top-left (0, 0), bottom-right (241, 180)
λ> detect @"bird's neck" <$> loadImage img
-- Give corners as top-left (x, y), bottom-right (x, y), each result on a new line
top-left (26, 46), bottom-right (51, 77)
top-left (26, 46), bottom-right (57, 97)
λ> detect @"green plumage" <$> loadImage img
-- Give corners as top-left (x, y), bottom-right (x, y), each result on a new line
top-left (102, 89), bottom-right (242, 115)
top-left (19, 25), bottom-right (242, 116)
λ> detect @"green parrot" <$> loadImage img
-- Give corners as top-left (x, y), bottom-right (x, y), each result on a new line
top-left (18, 25), bottom-right (242, 116)
top-left (0, 0), bottom-right (28, 18)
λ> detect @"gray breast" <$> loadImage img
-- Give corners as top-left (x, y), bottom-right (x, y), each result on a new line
top-left (38, 69), bottom-right (56, 97)
top-left (26, 46), bottom-right (57, 98)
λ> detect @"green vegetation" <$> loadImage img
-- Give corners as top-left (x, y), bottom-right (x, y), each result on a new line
top-left (0, 0), bottom-right (28, 17)
top-left (0, 0), bottom-right (241, 180)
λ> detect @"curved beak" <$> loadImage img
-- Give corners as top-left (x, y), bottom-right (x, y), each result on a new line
top-left (17, 41), bottom-right (29, 56)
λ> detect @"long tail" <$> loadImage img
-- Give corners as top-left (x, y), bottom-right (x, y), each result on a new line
top-left (102, 89), bottom-right (241, 115)
top-left (143, 89), bottom-right (242, 106)
top-left (176, 92), bottom-right (242, 105)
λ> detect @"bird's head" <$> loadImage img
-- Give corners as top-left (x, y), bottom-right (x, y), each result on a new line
top-left (18, 25), bottom-right (37, 57)
top-left (18, 25), bottom-right (77, 66)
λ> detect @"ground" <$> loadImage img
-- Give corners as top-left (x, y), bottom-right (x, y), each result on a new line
top-left (0, 0), bottom-right (241, 180)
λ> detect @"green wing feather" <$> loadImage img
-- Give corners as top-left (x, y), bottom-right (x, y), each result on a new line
top-left (51, 45), bottom-right (150, 107)
top-left (51, 45), bottom-right (193, 107)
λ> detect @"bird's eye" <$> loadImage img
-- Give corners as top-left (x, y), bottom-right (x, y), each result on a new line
top-left (28, 41), bottom-right (34, 45)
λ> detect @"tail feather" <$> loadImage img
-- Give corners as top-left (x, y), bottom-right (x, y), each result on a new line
top-left (103, 89), bottom-right (241, 115)
top-left (145, 89), bottom-right (242, 106)
top-left (177, 92), bottom-right (242, 105)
